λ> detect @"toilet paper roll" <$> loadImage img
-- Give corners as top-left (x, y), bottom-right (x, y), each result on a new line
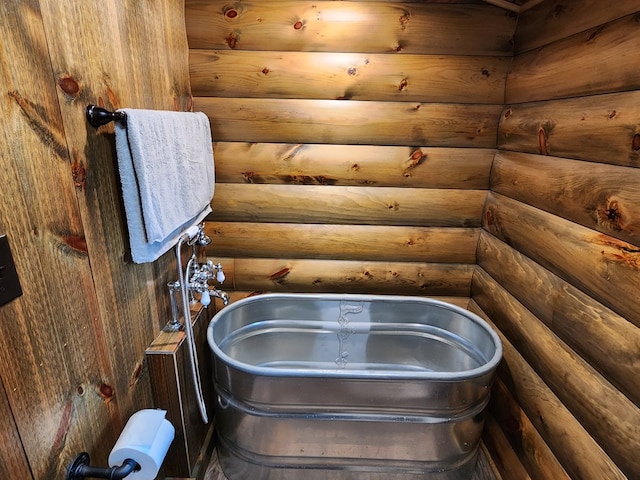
top-left (108, 409), bottom-right (175, 480)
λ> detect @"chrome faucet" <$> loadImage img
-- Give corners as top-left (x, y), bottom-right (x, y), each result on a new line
top-left (187, 259), bottom-right (229, 307)
top-left (164, 224), bottom-right (229, 332)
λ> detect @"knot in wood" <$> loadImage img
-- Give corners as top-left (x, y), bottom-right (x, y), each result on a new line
top-left (224, 8), bottom-right (238, 19)
top-left (72, 158), bottom-right (86, 189)
top-left (58, 75), bottom-right (80, 97)
top-left (225, 32), bottom-right (238, 49)
top-left (538, 127), bottom-right (549, 155)
top-left (98, 383), bottom-right (114, 403)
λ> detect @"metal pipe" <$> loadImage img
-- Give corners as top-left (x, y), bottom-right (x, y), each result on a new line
top-left (66, 453), bottom-right (139, 480)
top-left (164, 282), bottom-right (182, 332)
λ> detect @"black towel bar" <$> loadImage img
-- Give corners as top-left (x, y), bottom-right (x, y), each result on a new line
top-left (86, 105), bottom-right (127, 128)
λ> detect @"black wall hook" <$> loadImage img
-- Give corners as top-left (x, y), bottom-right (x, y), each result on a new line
top-left (86, 105), bottom-right (127, 128)
top-left (66, 452), bottom-right (140, 480)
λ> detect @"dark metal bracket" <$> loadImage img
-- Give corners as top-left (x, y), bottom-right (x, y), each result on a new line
top-left (65, 452), bottom-right (140, 480)
top-left (86, 105), bottom-right (127, 128)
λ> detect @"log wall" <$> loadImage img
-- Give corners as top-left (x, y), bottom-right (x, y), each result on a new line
top-left (475, 2), bottom-right (640, 479)
top-left (190, 3), bottom-right (640, 478)
top-left (187, 0), bottom-right (515, 303)
top-left (0, 1), bottom-right (193, 479)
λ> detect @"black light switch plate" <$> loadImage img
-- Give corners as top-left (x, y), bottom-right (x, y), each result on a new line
top-left (0, 235), bottom-right (23, 307)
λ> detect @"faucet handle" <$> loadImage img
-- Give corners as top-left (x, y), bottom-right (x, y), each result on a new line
top-left (200, 290), bottom-right (211, 307)
top-left (214, 263), bottom-right (225, 283)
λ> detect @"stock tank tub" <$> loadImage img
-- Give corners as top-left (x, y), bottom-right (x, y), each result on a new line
top-left (207, 293), bottom-right (502, 480)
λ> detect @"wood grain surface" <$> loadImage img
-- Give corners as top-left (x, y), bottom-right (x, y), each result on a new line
top-left (190, 50), bottom-right (509, 103)
top-left (0, 0), bottom-right (193, 478)
top-left (469, 298), bottom-right (627, 480)
top-left (213, 143), bottom-right (495, 189)
top-left (186, 1), bottom-right (516, 55)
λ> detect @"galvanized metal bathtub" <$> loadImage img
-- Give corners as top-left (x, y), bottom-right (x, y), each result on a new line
top-left (207, 293), bottom-right (502, 480)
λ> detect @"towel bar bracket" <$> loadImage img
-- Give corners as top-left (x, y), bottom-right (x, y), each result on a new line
top-left (86, 105), bottom-right (127, 128)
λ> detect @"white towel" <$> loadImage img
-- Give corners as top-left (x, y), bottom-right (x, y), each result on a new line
top-left (114, 108), bottom-right (215, 263)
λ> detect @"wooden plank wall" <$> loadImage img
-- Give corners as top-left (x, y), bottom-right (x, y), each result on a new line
top-left (146, 306), bottom-right (215, 479)
top-left (472, 1), bottom-right (640, 479)
top-left (186, 0), bottom-right (516, 303)
top-left (0, 1), bottom-right (192, 479)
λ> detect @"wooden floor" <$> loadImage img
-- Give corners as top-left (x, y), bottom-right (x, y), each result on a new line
top-left (203, 446), bottom-right (498, 480)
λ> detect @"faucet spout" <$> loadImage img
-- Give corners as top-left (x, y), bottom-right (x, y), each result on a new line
top-left (210, 288), bottom-right (230, 306)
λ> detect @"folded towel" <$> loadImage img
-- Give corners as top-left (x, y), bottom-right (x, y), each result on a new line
top-left (114, 108), bottom-right (215, 263)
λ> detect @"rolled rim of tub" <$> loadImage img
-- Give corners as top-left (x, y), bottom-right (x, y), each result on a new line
top-left (207, 293), bottom-right (503, 381)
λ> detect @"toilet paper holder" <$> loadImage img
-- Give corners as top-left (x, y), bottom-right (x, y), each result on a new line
top-left (66, 452), bottom-right (139, 480)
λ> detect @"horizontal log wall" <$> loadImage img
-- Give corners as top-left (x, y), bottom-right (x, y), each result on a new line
top-left (190, 50), bottom-right (509, 103)
top-left (213, 143), bottom-right (495, 188)
top-left (187, 1), bottom-right (516, 55)
top-left (490, 151), bottom-right (640, 245)
top-left (187, 0), bottom-right (515, 303)
top-left (512, 0), bottom-right (640, 54)
top-left (507, 12), bottom-right (640, 102)
top-left (469, 296), bottom-right (626, 480)
top-left (212, 184), bottom-right (486, 226)
top-left (476, 2), bottom-right (640, 479)
top-left (483, 377), bottom-right (569, 480)
top-left (498, 90), bottom-right (640, 167)
top-left (211, 257), bottom-right (474, 297)
top-left (197, 97), bottom-right (502, 147)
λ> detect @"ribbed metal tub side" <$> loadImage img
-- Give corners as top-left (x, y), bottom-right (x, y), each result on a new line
top-left (207, 294), bottom-right (502, 480)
